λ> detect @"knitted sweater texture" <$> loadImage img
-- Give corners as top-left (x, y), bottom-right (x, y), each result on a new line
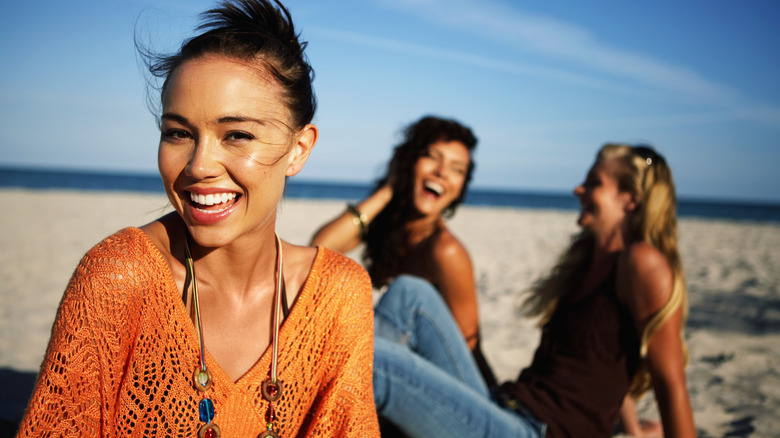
top-left (18, 227), bottom-right (380, 437)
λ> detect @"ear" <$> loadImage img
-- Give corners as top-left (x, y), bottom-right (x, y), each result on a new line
top-left (622, 192), bottom-right (638, 212)
top-left (285, 123), bottom-right (318, 177)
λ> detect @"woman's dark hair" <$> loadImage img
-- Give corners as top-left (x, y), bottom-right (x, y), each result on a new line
top-left (137, 0), bottom-right (316, 129)
top-left (364, 115), bottom-right (478, 288)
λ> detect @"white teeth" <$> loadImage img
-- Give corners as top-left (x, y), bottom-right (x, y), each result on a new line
top-left (424, 181), bottom-right (444, 196)
top-left (189, 192), bottom-right (237, 206)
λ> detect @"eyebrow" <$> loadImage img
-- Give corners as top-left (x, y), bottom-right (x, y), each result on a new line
top-left (160, 113), bottom-right (188, 124)
top-left (447, 156), bottom-right (470, 168)
top-left (160, 112), bottom-right (270, 126)
top-left (216, 115), bottom-right (269, 126)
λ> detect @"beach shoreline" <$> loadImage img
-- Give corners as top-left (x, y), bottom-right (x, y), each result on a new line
top-left (1, 188), bottom-right (778, 437)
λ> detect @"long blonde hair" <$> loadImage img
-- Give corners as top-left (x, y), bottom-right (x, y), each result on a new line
top-left (522, 143), bottom-right (688, 399)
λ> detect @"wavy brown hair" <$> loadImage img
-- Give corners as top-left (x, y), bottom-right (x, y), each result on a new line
top-left (364, 116), bottom-right (477, 288)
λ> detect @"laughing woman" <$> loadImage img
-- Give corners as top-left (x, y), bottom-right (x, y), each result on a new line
top-left (18, 1), bottom-right (379, 436)
top-left (310, 116), bottom-right (496, 388)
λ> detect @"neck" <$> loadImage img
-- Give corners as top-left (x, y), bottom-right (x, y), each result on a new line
top-left (594, 224), bottom-right (627, 253)
top-left (186, 228), bottom-right (279, 302)
top-left (405, 215), bottom-right (441, 245)
top-left (588, 224), bottom-right (630, 275)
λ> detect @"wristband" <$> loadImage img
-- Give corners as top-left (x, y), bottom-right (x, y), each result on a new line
top-left (346, 204), bottom-right (368, 238)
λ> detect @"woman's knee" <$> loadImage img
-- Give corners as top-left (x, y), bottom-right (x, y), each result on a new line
top-left (380, 275), bottom-right (445, 310)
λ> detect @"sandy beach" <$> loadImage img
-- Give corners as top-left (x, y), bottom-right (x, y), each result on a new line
top-left (1, 188), bottom-right (778, 437)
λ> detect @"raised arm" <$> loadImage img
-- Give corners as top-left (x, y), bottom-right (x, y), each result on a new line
top-left (618, 243), bottom-right (695, 438)
top-left (311, 185), bottom-right (393, 253)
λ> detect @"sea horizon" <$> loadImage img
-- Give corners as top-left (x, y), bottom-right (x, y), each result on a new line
top-left (2, 165), bottom-right (779, 223)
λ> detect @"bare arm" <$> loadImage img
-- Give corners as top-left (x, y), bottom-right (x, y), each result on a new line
top-left (431, 231), bottom-right (479, 350)
top-left (619, 395), bottom-right (644, 437)
top-left (618, 243), bottom-right (695, 438)
top-left (310, 185), bottom-right (393, 253)
top-left (619, 395), bottom-right (664, 437)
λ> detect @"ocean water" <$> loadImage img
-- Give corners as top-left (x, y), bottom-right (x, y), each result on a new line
top-left (2, 166), bottom-right (779, 223)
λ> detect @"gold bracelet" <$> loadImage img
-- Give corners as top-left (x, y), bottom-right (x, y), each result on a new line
top-left (346, 204), bottom-right (368, 237)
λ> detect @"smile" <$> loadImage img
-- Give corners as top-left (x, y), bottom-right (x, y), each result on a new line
top-left (189, 191), bottom-right (238, 213)
top-left (423, 181), bottom-right (444, 197)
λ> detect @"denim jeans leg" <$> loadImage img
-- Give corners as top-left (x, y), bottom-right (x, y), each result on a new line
top-left (374, 337), bottom-right (545, 438)
top-left (374, 275), bottom-right (488, 396)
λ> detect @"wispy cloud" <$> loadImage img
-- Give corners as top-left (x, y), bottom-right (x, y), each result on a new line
top-left (310, 26), bottom-right (707, 106)
top-left (514, 109), bottom-right (780, 136)
top-left (375, 0), bottom-right (742, 105)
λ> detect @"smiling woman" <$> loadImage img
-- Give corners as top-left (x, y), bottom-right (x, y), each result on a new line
top-left (309, 116), bottom-right (496, 385)
top-left (17, 1), bottom-right (380, 437)
top-left (157, 56), bottom-right (305, 243)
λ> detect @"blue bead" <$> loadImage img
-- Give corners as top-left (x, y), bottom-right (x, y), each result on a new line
top-left (199, 398), bottom-right (215, 423)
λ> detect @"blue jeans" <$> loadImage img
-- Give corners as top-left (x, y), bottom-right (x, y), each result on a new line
top-left (373, 276), bottom-right (546, 438)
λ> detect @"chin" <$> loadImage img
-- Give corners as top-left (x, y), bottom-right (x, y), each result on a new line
top-left (416, 203), bottom-right (444, 219)
top-left (576, 214), bottom-right (590, 229)
top-left (185, 225), bottom-right (235, 249)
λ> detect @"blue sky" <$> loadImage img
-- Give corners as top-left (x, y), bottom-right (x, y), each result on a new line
top-left (1, 0), bottom-right (778, 203)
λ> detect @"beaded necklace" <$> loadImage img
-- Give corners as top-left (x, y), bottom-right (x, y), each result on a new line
top-left (184, 234), bottom-right (285, 438)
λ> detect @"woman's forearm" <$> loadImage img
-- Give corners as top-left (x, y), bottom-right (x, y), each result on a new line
top-left (311, 185), bottom-right (393, 253)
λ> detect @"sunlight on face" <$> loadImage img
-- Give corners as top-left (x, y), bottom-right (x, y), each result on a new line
top-left (412, 140), bottom-right (470, 218)
top-left (160, 55), bottom-right (295, 168)
top-left (156, 55), bottom-right (298, 247)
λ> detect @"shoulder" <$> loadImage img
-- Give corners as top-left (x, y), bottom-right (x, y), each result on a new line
top-left (619, 242), bottom-right (671, 284)
top-left (430, 227), bottom-right (472, 268)
top-left (64, 227), bottom-right (171, 321)
top-left (84, 227), bottom-right (161, 267)
top-left (617, 242), bottom-right (673, 320)
top-left (312, 247), bottom-right (372, 288)
top-left (306, 247), bottom-right (374, 320)
top-left (75, 227), bottom-right (170, 294)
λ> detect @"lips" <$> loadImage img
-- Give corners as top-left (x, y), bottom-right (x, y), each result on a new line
top-left (423, 181), bottom-right (444, 198)
top-left (185, 190), bottom-right (240, 224)
top-left (189, 191), bottom-right (237, 211)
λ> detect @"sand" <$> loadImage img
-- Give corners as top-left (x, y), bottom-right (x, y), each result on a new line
top-left (1, 188), bottom-right (778, 437)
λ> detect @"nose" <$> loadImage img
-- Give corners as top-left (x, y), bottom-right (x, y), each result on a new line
top-left (186, 137), bottom-right (223, 180)
top-left (433, 159), bottom-right (448, 178)
top-left (573, 184), bottom-right (585, 197)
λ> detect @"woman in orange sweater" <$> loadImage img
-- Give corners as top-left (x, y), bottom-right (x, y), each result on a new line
top-left (18, 1), bottom-right (379, 437)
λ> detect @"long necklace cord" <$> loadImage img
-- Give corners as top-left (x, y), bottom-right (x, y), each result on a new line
top-left (185, 233), bottom-right (285, 438)
top-left (261, 235), bottom-right (284, 438)
top-left (184, 239), bottom-right (207, 372)
top-left (270, 234), bottom-right (283, 383)
top-left (185, 236), bottom-right (220, 438)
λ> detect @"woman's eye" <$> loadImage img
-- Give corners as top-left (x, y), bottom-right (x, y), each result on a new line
top-left (225, 131), bottom-right (254, 141)
top-left (161, 129), bottom-right (191, 141)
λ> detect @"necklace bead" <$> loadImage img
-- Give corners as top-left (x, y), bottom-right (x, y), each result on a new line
top-left (198, 423), bottom-right (221, 438)
top-left (193, 368), bottom-right (213, 392)
top-left (199, 398), bottom-right (216, 423)
top-left (262, 379), bottom-right (283, 402)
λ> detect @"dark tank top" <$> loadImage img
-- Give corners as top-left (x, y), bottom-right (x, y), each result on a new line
top-left (500, 267), bottom-right (640, 438)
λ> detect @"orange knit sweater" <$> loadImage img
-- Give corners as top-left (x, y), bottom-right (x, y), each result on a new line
top-left (18, 227), bottom-right (380, 437)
